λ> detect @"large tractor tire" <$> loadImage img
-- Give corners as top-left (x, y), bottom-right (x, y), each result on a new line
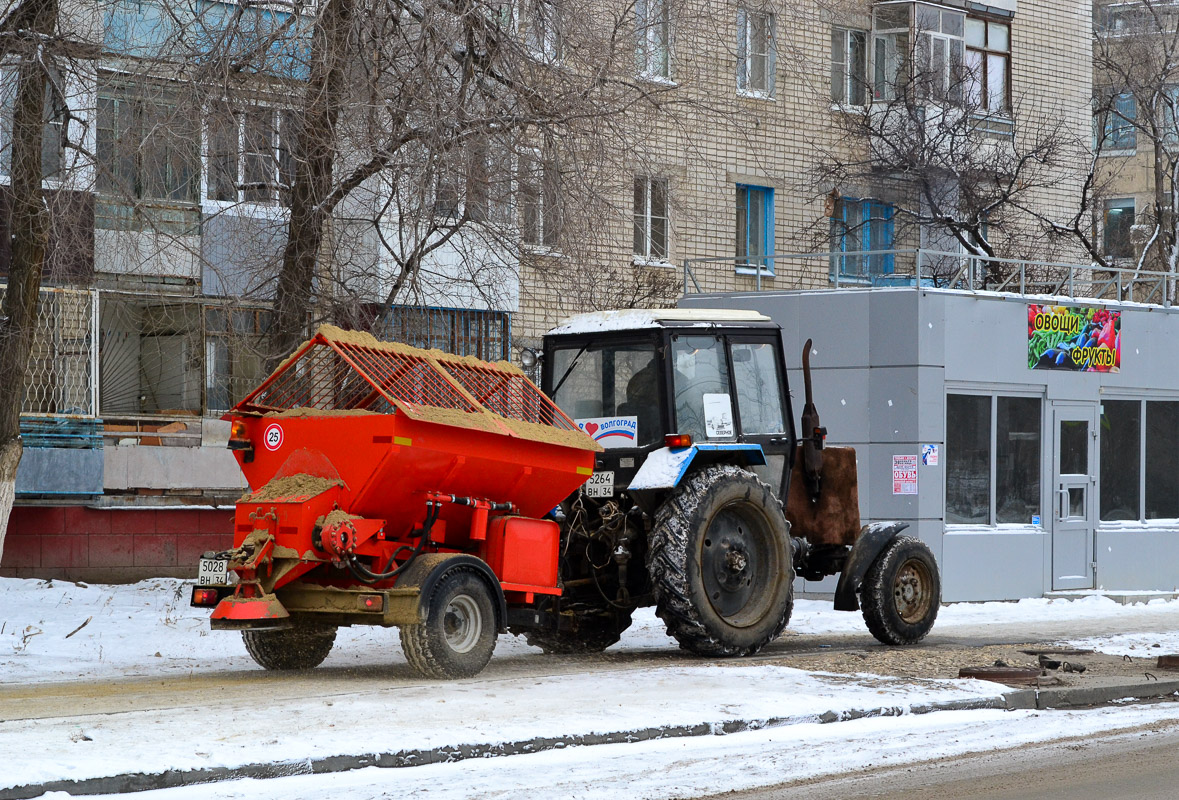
top-left (860, 535), bottom-right (940, 645)
top-left (647, 465), bottom-right (794, 657)
top-left (401, 568), bottom-right (498, 679)
top-left (242, 623), bottom-right (337, 670)
top-left (516, 608), bottom-right (634, 654)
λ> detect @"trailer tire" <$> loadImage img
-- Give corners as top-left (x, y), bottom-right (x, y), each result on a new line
top-left (516, 609), bottom-right (633, 654)
top-left (647, 465), bottom-right (794, 657)
top-left (401, 568), bottom-right (497, 679)
top-left (860, 535), bottom-right (940, 645)
top-left (242, 624), bottom-right (336, 670)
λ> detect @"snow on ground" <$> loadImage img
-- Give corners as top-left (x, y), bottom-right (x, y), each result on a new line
top-left (8, 577), bottom-right (1179, 798)
top-left (37, 703), bottom-right (1179, 800)
top-left (5, 577), bottom-right (1179, 685)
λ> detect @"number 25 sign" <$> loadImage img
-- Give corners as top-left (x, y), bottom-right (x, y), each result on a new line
top-left (263, 423), bottom-right (284, 451)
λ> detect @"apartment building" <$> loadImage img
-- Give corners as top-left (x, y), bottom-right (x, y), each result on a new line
top-left (517, 0), bottom-right (1094, 341)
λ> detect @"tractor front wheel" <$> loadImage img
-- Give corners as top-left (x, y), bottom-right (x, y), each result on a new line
top-left (242, 623), bottom-right (337, 670)
top-left (860, 536), bottom-right (940, 645)
top-left (401, 569), bottom-right (498, 679)
top-left (647, 465), bottom-right (794, 657)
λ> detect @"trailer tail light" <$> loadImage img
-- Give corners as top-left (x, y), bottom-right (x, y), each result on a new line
top-left (358, 593), bottom-right (385, 612)
top-left (191, 587), bottom-right (220, 607)
top-left (665, 433), bottom-right (692, 449)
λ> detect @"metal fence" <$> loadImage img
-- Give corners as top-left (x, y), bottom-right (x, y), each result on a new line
top-left (683, 249), bottom-right (1179, 306)
top-left (0, 284), bottom-right (99, 417)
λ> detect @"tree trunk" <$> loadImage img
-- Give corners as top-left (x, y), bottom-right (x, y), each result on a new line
top-left (0, 0), bottom-right (57, 556)
top-left (270, 0), bottom-right (355, 365)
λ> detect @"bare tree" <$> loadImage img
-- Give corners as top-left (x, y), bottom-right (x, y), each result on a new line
top-left (0, 0), bottom-right (60, 553)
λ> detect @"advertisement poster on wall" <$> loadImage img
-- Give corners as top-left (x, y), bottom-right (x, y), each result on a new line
top-left (1027, 304), bottom-right (1121, 372)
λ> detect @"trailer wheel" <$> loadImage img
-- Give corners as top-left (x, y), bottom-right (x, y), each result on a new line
top-left (401, 569), bottom-right (497, 679)
top-left (647, 465), bottom-right (794, 657)
top-left (515, 609), bottom-right (633, 654)
top-left (242, 624), bottom-right (336, 670)
top-left (860, 536), bottom-right (940, 645)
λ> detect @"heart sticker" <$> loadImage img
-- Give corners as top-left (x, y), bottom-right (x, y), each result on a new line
top-left (584, 422), bottom-right (599, 435)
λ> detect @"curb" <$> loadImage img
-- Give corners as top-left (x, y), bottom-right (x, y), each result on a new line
top-left (0, 696), bottom-right (1005, 800)
top-left (6, 682), bottom-right (1178, 799)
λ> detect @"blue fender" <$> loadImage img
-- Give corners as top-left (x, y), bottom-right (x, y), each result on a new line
top-left (833, 521), bottom-right (910, 612)
top-left (627, 443), bottom-right (767, 492)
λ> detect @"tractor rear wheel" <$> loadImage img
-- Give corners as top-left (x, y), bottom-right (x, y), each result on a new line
top-left (401, 569), bottom-right (497, 679)
top-left (515, 608), bottom-right (633, 654)
top-left (860, 535), bottom-right (940, 645)
top-left (647, 465), bottom-right (794, 657)
top-left (242, 623), bottom-right (336, 670)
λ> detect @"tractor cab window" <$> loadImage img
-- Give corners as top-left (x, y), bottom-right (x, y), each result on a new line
top-left (731, 341), bottom-right (786, 434)
top-left (549, 342), bottom-right (661, 447)
top-left (672, 335), bottom-right (735, 441)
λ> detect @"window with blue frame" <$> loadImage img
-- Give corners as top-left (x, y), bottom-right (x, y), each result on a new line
top-left (736, 184), bottom-right (773, 273)
top-left (829, 197), bottom-right (895, 279)
top-left (1100, 92), bottom-right (1137, 151)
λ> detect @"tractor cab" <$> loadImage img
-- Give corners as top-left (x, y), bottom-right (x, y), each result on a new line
top-left (541, 309), bottom-right (798, 506)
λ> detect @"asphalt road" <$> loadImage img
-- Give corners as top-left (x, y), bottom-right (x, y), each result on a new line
top-left (715, 713), bottom-right (1179, 800)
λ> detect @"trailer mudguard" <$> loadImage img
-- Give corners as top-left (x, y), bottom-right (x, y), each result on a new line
top-left (627, 443), bottom-right (767, 492)
top-left (833, 521), bottom-right (910, 612)
top-left (396, 553), bottom-right (509, 632)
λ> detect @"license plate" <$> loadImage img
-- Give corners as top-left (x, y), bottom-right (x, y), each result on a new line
top-left (585, 471), bottom-right (614, 498)
top-left (197, 558), bottom-right (229, 586)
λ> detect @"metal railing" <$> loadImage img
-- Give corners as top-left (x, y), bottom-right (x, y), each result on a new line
top-left (683, 249), bottom-right (1179, 307)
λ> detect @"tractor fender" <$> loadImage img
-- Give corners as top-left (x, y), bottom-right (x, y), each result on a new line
top-left (628, 443), bottom-right (767, 492)
top-left (396, 553), bottom-right (508, 632)
top-left (833, 521), bottom-right (911, 612)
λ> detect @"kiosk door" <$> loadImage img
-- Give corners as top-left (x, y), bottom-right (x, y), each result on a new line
top-left (1051, 403), bottom-right (1097, 590)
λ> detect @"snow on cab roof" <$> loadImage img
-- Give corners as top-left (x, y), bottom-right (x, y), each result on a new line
top-left (548, 308), bottom-right (772, 335)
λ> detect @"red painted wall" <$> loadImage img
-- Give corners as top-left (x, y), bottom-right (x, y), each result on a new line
top-left (0, 506), bottom-right (234, 583)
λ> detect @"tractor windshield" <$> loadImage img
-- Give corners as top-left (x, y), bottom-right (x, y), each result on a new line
top-left (549, 343), bottom-right (661, 447)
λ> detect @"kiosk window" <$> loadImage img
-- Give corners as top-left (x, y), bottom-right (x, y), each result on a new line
top-left (946, 394), bottom-right (991, 524)
top-left (1100, 399), bottom-right (1141, 522)
top-left (1146, 401), bottom-right (1179, 520)
top-left (996, 397), bottom-right (1041, 524)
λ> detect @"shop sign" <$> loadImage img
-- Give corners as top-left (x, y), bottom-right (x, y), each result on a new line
top-left (1028, 304), bottom-right (1120, 373)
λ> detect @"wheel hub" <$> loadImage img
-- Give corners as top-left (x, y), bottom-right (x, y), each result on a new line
top-left (701, 507), bottom-right (776, 623)
top-left (443, 594), bottom-right (482, 654)
top-left (893, 560), bottom-right (933, 624)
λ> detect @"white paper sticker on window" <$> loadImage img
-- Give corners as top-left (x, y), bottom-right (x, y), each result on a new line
top-left (702, 393), bottom-right (734, 439)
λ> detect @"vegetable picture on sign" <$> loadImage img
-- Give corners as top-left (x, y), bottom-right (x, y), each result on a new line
top-left (1027, 304), bottom-right (1120, 373)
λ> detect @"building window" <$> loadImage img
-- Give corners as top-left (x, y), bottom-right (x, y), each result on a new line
top-left (1146, 401), bottom-right (1179, 520)
top-left (519, 151), bottom-right (560, 247)
top-left (946, 394), bottom-right (1042, 526)
top-left (736, 184), bottom-right (773, 273)
top-left (964, 17), bottom-right (1009, 113)
top-left (1099, 92), bottom-right (1137, 151)
top-left (737, 9), bottom-right (775, 96)
top-left (207, 103), bottom-right (296, 207)
top-left (0, 68), bottom-right (68, 181)
top-left (205, 306), bottom-right (272, 413)
top-left (636, 0), bottom-right (671, 79)
top-left (97, 81), bottom-right (199, 203)
top-left (914, 5), bottom-right (964, 102)
top-left (1103, 198), bottom-right (1134, 258)
top-left (634, 175), bottom-right (669, 261)
top-left (830, 197), bottom-right (894, 278)
top-left (872, 5), bottom-right (909, 102)
top-left (1100, 399), bottom-right (1141, 522)
top-left (522, 0), bottom-right (562, 62)
top-left (831, 27), bottom-right (867, 105)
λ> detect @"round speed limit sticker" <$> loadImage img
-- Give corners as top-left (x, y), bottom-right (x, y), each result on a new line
top-left (263, 423), bottom-right (284, 451)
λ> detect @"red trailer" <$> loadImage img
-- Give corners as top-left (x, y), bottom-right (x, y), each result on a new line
top-left (191, 325), bottom-right (599, 678)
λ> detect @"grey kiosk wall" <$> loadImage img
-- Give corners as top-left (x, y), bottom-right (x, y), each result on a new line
top-left (680, 287), bottom-right (1179, 602)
